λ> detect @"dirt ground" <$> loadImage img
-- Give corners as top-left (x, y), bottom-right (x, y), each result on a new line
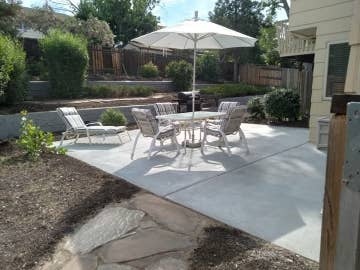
top-left (0, 142), bottom-right (318, 270)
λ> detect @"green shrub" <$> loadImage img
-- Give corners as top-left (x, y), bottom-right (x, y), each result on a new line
top-left (165, 60), bottom-right (193, 91)
top-left (99, 109), bottom-right (127, 126)
top-left (196, 52), bottom-right (220, 82)
top-left (83, 85), bottom-right (154, 98)
top-left (0, 34), bottom-right (27, 105)
top-left (264, 88), bottom-right (300, 121)
top-left (16, 111), bottom-right (67, 160)
top-left (40, 29), bottom-right (89, 98)
top-left (139, 62), bottom-right (159, 78)
top-left (247, 96), bottom-right (265, 120)
top-left (200, 83), bottom-right (269, 98)
top-left (26, 60), bottom-right (48, 80)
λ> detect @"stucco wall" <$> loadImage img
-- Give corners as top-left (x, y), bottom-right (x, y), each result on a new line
top-left (289, 0), bottom-right (354, 143)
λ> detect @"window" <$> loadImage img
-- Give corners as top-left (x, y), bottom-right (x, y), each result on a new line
top-left (325, 42), bottom-right (351, 97)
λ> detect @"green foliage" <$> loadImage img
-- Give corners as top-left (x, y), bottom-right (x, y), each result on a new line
top-left (23, 7), bottom-right (114, 46)
top-left (75, 0), bottom-right (159, 44)
top-left (166, 60), bottom-right (193, 92)
top-left (83, 85), bottom-right (154, 98)
top-left (247, 96), bottom-right (265, 120)
top-left (259, 26), bottom-right (281, 65)
top-left (0, 0), bottom-right (20, 37)
top-left (0, 34), bottom-right (27, 105)
top-left (40, 30), bottom-right (89, 98)
top-left (16, 111), bottom-right (67, 160)
top-left (209, 0), bottom-right (266, 64)
top-left (196, 52), bottom-right (220, 82)
top-left (200, 83), bottom-right (270, 98)
top-left (264, 88), bottom-right (300, 121)
top-left (99, 108), bottom-right (127, 126)
top-left (139, 62), bottom-right (159, 78)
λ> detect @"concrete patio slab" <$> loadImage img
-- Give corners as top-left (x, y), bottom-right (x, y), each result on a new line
top-left (58, 123), bottom-right (326, 262)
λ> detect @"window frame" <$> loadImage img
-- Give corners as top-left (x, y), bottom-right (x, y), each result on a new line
top-left (323, 40), bottom-right (350, 100)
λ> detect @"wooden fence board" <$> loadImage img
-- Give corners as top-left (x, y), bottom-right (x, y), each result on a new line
top-left (239, 64), bottom-right (313, 115)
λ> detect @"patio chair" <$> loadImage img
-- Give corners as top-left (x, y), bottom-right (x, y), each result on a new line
top-left (207, 101), bottom-right (239, 125)
top-left (57, 107), bottom-right (130, 146)
top-left (201, 106), bottom-right (249, 156)
top-left (131, 108), bottom-right (180, 159)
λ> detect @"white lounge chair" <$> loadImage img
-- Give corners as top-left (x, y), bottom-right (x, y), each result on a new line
top-left (131, 108), bottom-right (180, 159)
top-left (57, 107), bottom-right (130, 146)
top-left (201, 106), bottom-right (249, 156)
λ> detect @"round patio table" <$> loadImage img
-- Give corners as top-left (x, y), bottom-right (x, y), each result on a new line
top-left (156, 111), bottom-right (226, 149)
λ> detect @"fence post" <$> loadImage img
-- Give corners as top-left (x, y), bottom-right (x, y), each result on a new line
top-left (319, 95), bottom-right (360, 270)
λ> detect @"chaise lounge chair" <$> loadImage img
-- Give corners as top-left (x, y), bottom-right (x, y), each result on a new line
top-left (57, 107), bottom-right (130, 146)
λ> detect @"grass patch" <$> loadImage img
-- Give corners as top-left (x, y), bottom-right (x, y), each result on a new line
top-left (200, 83), bottom-right (270, 98)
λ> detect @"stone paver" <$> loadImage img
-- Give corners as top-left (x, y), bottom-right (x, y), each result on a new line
top-left (145, 257), bottom-right (187, 270)
top-left (97, 264), bottom-right (138, 270)
top-left (98, 228), bottom-right (193, 263)
top-left (61, 255), bottom-right (97, 270)
top-left (65, 206), bottom-right (145, 254)
top-left (132, 193), bottom-right (203, 235)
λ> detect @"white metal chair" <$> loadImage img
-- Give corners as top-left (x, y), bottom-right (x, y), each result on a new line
top-left (131, 108), bottom-right (180, 159)
top-left (57, 107), bottom-right (130, 146)
top-left (207, 101), bottom-right (239, 125)
top-left (201, 106), bottom-right (249, 156)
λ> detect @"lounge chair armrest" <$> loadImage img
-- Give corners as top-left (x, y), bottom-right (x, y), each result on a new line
top-left (86, 122), bottom-right (103, 126)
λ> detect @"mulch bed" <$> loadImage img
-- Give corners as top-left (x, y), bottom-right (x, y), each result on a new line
top-left (1, 141), bottom-right (319, 270)
top-left (0, 142), bottom-right (140, 270)
top-left (190, 227), bottom-right (318, 270)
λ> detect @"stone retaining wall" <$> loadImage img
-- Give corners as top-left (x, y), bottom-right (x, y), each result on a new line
top-left (0, 104), bottom-right (155, 140)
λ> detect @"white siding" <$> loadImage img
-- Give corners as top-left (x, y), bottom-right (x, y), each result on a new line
top-left (288, 0), bottom-right (355, 143)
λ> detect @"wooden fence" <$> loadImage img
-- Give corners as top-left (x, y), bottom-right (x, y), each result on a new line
top-left (239, 64), bottom-right (313, 115)
top-left (88, 46), bottom-right (189, 77)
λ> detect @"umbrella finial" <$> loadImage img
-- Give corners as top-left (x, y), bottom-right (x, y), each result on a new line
top-left (194, 11), bottom-right (199, 21)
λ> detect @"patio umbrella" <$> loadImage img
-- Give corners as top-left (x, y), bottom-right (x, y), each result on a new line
top-left (132, 11), bottom-right (257, 145)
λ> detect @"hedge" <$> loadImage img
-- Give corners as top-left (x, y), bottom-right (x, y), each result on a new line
top-left (83, 85), bottom-right (154, 98)
top-left (200, 83), bottom-right (270, 98)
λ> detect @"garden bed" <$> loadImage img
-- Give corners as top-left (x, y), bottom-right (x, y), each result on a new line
top-left (1, 141), bottom-right (318, 270)
top-left (0, 93), bottom-right (175, 114)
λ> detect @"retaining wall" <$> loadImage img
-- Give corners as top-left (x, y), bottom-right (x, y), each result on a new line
top-left (0, 104), bottom-right (155, 140)
top-left (28, 81), bottom-right (217, 99)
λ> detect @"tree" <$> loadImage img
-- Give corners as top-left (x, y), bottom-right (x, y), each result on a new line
top-left (209, 0), bottom-right (266, 80)
top-left (0, 0), bottom-right (21, 36)
top-left (262, 0), bottom-right (290, 19)
top-left (259, 26), bottom-right (281, 65)
top-left (74, 0), bottom-right (159, 44)
top-left (22, 6), bottom-right (114, 46)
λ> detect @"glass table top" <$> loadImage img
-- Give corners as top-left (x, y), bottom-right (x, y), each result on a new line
top-left (156, 111), bottom-right (226, 121)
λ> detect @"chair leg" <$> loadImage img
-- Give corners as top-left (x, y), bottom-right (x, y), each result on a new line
top-left (74, 134), bottom-right (80, 144)
top-left (220, 131), bottom-right (231, 156)
top-left (239, 128), bottom-right (250, 154)
top-left (59, 132), bottom-right (66, 146)
top-left (117, 133), bottom-right (123, 144)
top-left (173, 132), bottom-right (180, 155)
top-left (148, 137), bottom-right (156, 160)
top-left (201, 130), bottom-right (207, 155)
top-left (131, 131), bottom-right (141, 159)
top-left (160, 139), bottom-right (164, 150)
top-left (86, 129), bottom-right (92, 144)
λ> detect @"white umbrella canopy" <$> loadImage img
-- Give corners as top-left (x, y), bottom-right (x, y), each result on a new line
top-left (132, 18), bottom-right (257, 50)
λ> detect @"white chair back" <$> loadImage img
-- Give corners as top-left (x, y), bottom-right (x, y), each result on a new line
top-left (57, 107), bottom-right (86, 131)
top-left (131, 108), bottom-right (159, 137)
top-left (221, 106), bottom-right (247, 135)
top-left (218, 101), bottom-right (238, 113)
top-left (154, 102), bottom-right (178, 116)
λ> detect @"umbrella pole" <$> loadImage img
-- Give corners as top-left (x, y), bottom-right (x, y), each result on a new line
top-left (191, 39), bottom-right (197, 144)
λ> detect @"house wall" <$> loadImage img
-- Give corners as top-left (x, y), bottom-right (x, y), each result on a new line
top-left (289, 0), bottom-right (354, 143)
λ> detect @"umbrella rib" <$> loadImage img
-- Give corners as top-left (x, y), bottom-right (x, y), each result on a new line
top-left (234, 36), bottom-right (256, 47)
top-left (183, 38), bottom-right (189, 49)
top-left (212, 35), bottom-right (224, 49)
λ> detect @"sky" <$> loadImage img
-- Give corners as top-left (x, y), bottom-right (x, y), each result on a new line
top-left (21, 0), bottom-right (289, 26)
